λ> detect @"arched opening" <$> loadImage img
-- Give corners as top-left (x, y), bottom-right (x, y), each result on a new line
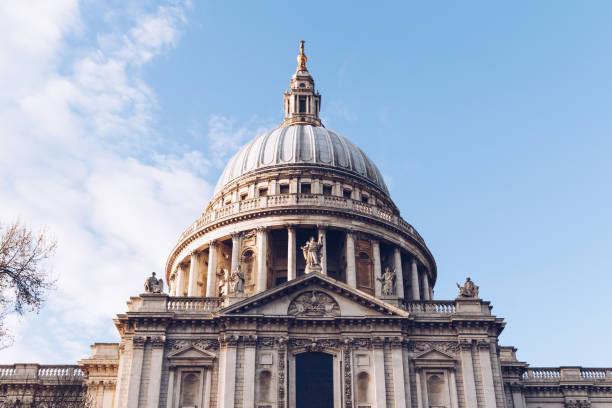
top-left (241, 248), bottom-right (256, 293)
top-left (427, 373), bottom-right (449, 407)
top-left (296, 352), bottom-right (333, 408)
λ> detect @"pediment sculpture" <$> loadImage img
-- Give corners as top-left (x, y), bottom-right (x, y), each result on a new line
top-left (144, 272), bottom-right (164, 294)
top-left (456, 277), bottom-right (479, 298)
top-left (288, 290), bottom-right (340, 317)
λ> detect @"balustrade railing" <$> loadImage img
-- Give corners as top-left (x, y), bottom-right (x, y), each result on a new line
top-left (523, 368), bottom-right (561, 380)
top-left (179, 193), bottom-right (422, 243)
top-left (404, 300), bottom-right (456, 314)
top-left (38, 366), bottom-right (84, 378)
top-left (167, 297), bottom-right (224, 313)
top-left (0, 365), bottom-right (83, 380)
top-left (581, 368), bottom-right (609, 379)
top-left (0, 366), bottom-right (15, 378)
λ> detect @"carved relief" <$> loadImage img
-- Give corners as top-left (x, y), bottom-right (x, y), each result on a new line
top-left (343, 343), bottom-right (353, 408)
top-left (167, 338), bottom-right (219, 351)
top-left (288, 338), bottom-right (340, 352)
top-left (288, 291), bottom-right (340, 317)
top-left (278, 338), bottom-right (286, 408)
top-left (410, 341), bottom-right (459, 356)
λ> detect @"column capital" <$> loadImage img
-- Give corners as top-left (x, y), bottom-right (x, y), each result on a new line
top-left (256, 226), bottom-right (267, 233)
top-left (151, 336), bottom-right (166, 349)
top-left (132, 336), bottom-right (146, 349)
top-left (345, 228), bottom-right (355, 237)
top-left (316, 223), bottom-right (328, 231)
top-left (459, 339), bottom-right (474, 351)
top-left (190, 250), bottom-right (200, 257)
top-left (371, 336), bottom-right (385, 349)
top-left (285, 224), bottom-right (296, 232)
top-left (209, 240), bottom-right (218, 248)
top-left (476, 339), bottom-right (491, 350)
top-left (230, 231), bottom-right (242, 241)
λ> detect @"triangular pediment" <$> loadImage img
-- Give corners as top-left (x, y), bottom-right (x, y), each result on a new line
top-left (168, 345), bottom-right (216, 360)
top-left (415, 349), bottom-right (455, 361)
top-left (220, 272), bottom-right (407, 318)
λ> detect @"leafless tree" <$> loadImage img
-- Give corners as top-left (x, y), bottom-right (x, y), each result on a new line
top-left (0, 221), bottom-right (56, 347)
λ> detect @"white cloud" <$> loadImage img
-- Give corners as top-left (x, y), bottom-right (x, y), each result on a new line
top-left (0, 1), bottom-right (212, 363)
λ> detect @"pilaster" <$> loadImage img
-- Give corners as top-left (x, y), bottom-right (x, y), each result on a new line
top-left (372, 338), bottom-right (387, 408)
top-left (459, 340), bottom-right (478, 408)
top-left (146, 336), bottom-right (165, 408)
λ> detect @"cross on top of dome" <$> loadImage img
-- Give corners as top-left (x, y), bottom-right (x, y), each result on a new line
top-left (282, 41), bottom-right (322, 127)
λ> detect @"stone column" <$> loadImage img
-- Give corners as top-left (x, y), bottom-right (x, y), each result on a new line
top-left (459, 341), bottom-right (478, 408)
top-left (478, 340), bottom-right (498, 408)
top-left (393, 247), bottom-right (405, 298)
top-left (372, 240), bottom-right (382, 296)
top-left (256, 227), bottom-right (268, 292)
top-left (287, 226), bottom-right (296, 281)
top-left (422, 270), bottom-right (431, 301)
top-left (146, 337), bottom-right (165, 408)
top-left (205, 242), bottom-right (218, 297)
top-left (391, 340), bottom-right (406, 408)
top-left (175, 264), bottom-right (186, 297)
top-left (126, 336), bottom-right (145, 408)
top-left (230, 233), bottom-right (241, 275)
top-left (318, 225), bottom-right (327, 275)
top-left (218, 337), bottom-right (238, 408)
top-left (372, 339), bottom-right (387, 408)
top-left (166, 367), bottom-right (176, 408)
top-left (411, 258), bottom-right (420, 300)
top-left (346, 231), bottom-right (356, 287)
top-left (449, 370), bottom-right (459, 408)
top-left (188, 251), bottom-right (200, 296)
top-left (511, 386), bottom-right (526, 408)
top-left (243, 338), bottom-right (257, 408)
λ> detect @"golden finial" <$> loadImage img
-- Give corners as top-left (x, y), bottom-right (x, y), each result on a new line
top-left (297, 40), bottom-right (308, 71)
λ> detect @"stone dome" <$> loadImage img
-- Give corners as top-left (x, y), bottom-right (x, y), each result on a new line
top-left (214, 125), bottom-right (389, 196)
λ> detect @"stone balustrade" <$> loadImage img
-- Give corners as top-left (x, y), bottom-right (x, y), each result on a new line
top-left (167, 296), bottom-right (224, 313)
top-left (404, 300), bottom-right (456, 314)
top-left (522, 367), bottom-right (612, 381)
top-left (0, 364), bottom-right (83, 380)
top-left (178, 193), bottom-right (423, 244)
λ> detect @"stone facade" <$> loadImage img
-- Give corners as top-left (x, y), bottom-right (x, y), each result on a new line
top-left (0, 43), bottom-right (611, 408)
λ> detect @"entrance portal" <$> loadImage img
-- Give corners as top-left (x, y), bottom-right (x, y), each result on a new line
top-left (296, 352), bottom-right (334, 408)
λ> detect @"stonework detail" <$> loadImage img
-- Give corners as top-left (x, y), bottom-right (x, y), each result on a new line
top-left (287, 291), bottom-right (340, 317)
top-left (410, 341), bottom-right (459, 356)
top-left (343, 343), bottom-right (353, 408)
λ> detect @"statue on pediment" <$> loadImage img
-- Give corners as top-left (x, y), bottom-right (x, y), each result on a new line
top-left (457, 277), bottom-right (479, 298)
top-left (377, 266), bottom-right (396, 296)
top-left (301, 236), bottom-right (323, 273)
top-left (144, 272), bottom-right (164, 294)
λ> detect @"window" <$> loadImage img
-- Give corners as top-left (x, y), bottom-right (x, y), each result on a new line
top-left (259, 188), bottom-right (268, 197)
top-left (299, 97), bottom-right (306, 113)
top-left (343, 189), bottom-right (352, 199)
top-left (301, 183), bottom-right (311, 194)
top-left (180, 372), bottom-right (200, 407)
top-left (279, 184), bottom-right (289, 194)
top-left (240, 193), bottom-right (248, 201)
top-left (322, 185), bottom-right (332, 196)
top-left (361, 196), bottom-right (369, 204)
top-left (299, 82), bottom-right (305, 88)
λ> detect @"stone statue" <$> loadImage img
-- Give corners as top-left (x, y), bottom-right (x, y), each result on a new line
top-left (377, 266), bottom-right (396, 296)
top-left (230, 265), bottom-right (245, 294)
top-left (457, 277), bottom-right (479, 298)
top-left (217, 267), bottom-right (228, 297)
top-left (301, 236), bottom-right (323, 273)
top-left (144, 272), bottom-right (164, 294)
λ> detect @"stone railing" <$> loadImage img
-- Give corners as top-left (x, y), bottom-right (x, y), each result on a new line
top-left (167, 297), bottom-right (224, 313)
top-left (404, 300), bottom-right (456, 314)
top-left (0, 364), bottom-right (83, 380)
top-left (178, 193), bottom-right (423, 244)
top-left (522, 367), bottom-right (612, 381)
top-left (523, 368), bottom-right (561, 380)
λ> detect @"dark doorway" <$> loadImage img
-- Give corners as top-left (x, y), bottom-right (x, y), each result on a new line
top-left (296, 352), bottom-right (334, 408)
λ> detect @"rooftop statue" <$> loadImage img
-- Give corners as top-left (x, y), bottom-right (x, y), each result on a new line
top-left (301, 236), bottom-right (323, 273)
top-left (144, 272), bottom-right (164, 294)
top-left (457, 277), bottom-right (479, 298)
top-left (377, 266), bottom-right (396, 296)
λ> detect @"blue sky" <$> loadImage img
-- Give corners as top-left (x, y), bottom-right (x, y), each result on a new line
top-left (0, 1), bottom-right (611, 365)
